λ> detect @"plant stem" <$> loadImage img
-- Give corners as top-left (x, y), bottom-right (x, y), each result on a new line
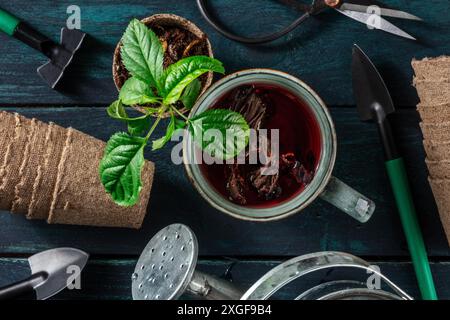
top-left (144, 105), bottom-right (167, 141)
top-left (145, 116), bottom-right (162, 141)
top-left (172, 105), bottom-right (189, 122)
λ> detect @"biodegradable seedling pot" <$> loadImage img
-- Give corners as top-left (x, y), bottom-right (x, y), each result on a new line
top-left (0, 111), bottom-right (155, 229)
top-left (113, 14), bottom-right (214, 117)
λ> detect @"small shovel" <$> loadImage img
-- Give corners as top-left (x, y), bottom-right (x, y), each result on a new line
top-left (0, 8), bottom-right (86, 89)
top-left (352, 44), bottom-right (437, 300)
top-left (0, 248), bottom-right (88, 300)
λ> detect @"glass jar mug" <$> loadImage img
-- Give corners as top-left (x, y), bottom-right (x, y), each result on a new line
top-left (183, 69), bottom-right (375, 223)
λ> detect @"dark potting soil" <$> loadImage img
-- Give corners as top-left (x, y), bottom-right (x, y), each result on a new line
top-left (200, 84), bottom-right (322, 208)
top-left (115, 25), bottom-right (210, 90)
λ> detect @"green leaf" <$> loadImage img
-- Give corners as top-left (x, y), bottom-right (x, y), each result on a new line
top-left (128, 118), bottom-right (151, 136)
top-left (188, 109), bottom-right (249, 160)
top-left (121, 19), bottom-right (164, 92)
top-left (107, 100), bottom-right (128, 119)
top-left (119, 77), bottom-right (160, 105)
top-left (152, 114), bottom-right (176, 151)
top-left (174, 118), bottom-right (187, 130)
top-left (180, 79), bottom-right (201, 109)
top-left (162, 56), bottom-right (224, 105)
top-left (106, 100), bottom-right (152, 136)
top-left (99, 132), bottom-right (147, 206)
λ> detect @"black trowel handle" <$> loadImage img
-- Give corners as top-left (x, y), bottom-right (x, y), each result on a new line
top-left (0, 8), bottom-right (57, 57)
top-left (0, 273), bottom-right (45, 300)
top-left (377, 113), bottom-right (399, 161)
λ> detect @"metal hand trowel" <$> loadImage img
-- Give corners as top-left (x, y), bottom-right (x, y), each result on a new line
top-left (352, 44), bottom-right (437, 300)
top-left (0, 248), bottom-right (88, 300)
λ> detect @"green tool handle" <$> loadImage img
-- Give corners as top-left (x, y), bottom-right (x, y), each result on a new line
top-left (385, 158), bottom-right (437, 300)
top-left (0, 8), bottom-right (20, 36)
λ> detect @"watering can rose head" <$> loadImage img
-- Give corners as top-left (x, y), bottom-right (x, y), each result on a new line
top-left (99, 19), bottom-right (250, 206)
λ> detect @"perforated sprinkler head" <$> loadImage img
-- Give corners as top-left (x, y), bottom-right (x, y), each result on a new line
top-left (132, 224), bottom-right (243, 300)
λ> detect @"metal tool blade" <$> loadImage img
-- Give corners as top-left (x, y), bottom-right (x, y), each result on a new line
top-left (340, 3), bottom-right (422, 21)
top-left (37, 61), bottom-right (66, 89)
top-left (28, 248), bottom-right (89, 300)
top-left (60, 28), bottom-right (86, 53)
top-left (351, 44), bottom-right (395, 121)
top-left (37, 28), bottom-right (86, 89)
top-left (335, 9), bottom-right (416, 40)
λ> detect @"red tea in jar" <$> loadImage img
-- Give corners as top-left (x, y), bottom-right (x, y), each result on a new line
top-left (199, 83), bottom-right (322, 208)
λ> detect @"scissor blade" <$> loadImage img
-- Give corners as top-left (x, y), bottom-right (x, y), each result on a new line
top-left (340, 3), bottom-right (422, 21)
top-left (335, 9), bottom-right (416, 40)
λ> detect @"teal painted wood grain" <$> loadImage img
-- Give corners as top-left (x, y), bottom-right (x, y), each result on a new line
top-left (0, 107), bottom-right (447, 257)
top-left (1, 257), bottom-right (449, 299)
top-left (0, 1), bottom-right (449, 300)
top-left (0, 0), bottom-right (448, 105)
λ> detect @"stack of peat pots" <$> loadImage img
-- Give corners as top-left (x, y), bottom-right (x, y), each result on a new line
top-left (413, 56), bottom-right (450, 245)
top-left (0, 111), bottom-right (154, 228)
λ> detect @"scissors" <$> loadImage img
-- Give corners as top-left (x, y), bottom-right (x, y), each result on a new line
top-left (197, 0), bottom-right (421, 44)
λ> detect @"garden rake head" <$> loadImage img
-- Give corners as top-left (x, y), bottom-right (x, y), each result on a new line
top-left (0, 8), bottom-right (86, 88)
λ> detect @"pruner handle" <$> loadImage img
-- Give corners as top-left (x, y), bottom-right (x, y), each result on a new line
top-left (324, 0), bottom-right (342, 8)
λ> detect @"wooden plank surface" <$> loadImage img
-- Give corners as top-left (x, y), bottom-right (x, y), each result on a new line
top-left (0, 0), bottom-right (449, 300)
top-left (0, 107), bottom-right (448, 257)
top-left (1, 257), bottom-right (449, 300)
top-left (0, 0), bottom-right (448, 106)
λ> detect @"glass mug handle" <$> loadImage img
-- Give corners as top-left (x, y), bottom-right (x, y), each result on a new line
top-left (319, 176), bottom-right (375, 223)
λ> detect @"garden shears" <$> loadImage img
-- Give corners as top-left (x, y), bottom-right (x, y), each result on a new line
top-left (197, 0), bottom-right (421, 44)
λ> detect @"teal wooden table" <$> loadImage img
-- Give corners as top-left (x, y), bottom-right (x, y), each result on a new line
top-left (0, 0), bottom-right (449, 300)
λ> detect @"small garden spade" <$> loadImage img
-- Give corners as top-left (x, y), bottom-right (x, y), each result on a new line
top-left (352, 44), bottom-right (437, 300)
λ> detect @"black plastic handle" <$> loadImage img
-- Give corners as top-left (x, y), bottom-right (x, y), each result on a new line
top-left (196, 0), bottom-right (311, 44)
top-left (376, 114), bottom-right (399, 161)
top-left (14, 22), bottom-right (57, 57)
top-left (0, 272), bottom-right (45, 300)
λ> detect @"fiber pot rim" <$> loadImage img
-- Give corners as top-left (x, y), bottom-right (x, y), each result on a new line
top-left (112, 13), bottom-right (214, 117)
top-left (183, 68), bottom-right (337, 222)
